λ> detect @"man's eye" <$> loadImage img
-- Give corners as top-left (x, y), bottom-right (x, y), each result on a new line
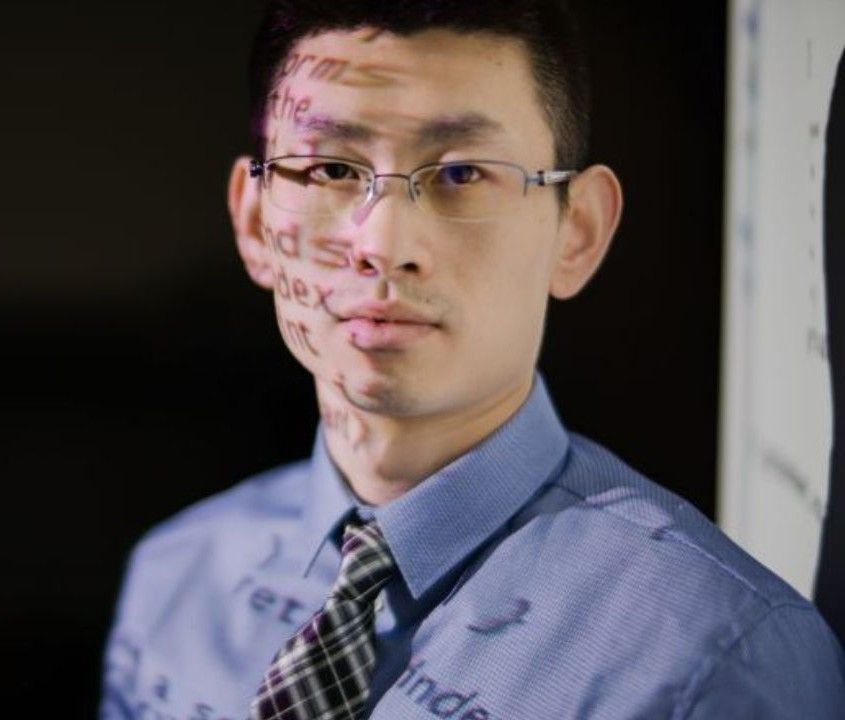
top-left (308, 162), bottom-right (360, 182)
top-left (437, 164), bottom-right (481, 185)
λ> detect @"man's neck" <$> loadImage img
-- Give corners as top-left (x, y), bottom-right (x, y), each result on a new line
top-left (314, 375), bottom-right (534, 506)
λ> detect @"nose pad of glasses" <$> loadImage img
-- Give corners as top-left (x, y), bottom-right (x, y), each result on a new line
top-left (410, 178), bottom-right (422, 201)
top-left (350, 175), bottom-right (413, 226)
top-left (350, 179), bottom-right (381, 225)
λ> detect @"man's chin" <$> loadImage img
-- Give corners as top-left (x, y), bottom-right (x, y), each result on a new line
top-left (334, 368), bottom-right (423, 417)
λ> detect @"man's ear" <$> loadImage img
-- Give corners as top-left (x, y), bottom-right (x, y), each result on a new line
top-left (228, 155), bottom-right (274, 290)
top-left (549, 164), bottom-right (623, 300)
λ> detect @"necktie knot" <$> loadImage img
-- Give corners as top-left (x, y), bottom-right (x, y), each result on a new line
top-left (331, 520), bottom-right (396, 605)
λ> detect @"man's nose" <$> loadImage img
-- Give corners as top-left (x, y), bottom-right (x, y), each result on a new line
top-left (348, 176), bottom-right (433, 279)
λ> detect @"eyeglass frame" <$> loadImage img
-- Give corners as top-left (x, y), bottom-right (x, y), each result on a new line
top-left (248, 154), bottom-right (577, 221)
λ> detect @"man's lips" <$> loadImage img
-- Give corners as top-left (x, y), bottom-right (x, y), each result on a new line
top-left (335, 301), bottom-right (440, 350)
top-left (341, 317), bottom-right (437, 350)
top-left (335, 300), bottom-right (439, 325)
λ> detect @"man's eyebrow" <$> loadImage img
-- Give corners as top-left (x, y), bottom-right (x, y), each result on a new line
top-left (294, 112), bottom-right (503, 146)
top-left (296, 114), bottom-right (374, 142)
top-left (415, 113), bottom-right (504, 145)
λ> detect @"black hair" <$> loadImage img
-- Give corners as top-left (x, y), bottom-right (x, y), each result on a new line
top-left (247, 0), bottom-right (590, 172)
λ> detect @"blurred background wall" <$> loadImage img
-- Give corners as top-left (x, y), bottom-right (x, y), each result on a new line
top-left (1, 1), bottom-right (726, 715)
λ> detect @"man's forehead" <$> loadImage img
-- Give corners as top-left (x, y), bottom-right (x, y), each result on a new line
top-left (264, 27), bottom-right (551, 158)
top-left (284, 26), bottom-right (513, 70)
top-left (276, 26), bottom-right (532, 99)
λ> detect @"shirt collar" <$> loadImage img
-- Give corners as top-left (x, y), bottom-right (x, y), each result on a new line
top-left (299, 427), bottom-right (362, 577)
top-left (299, 373), bottom-right (569, 598)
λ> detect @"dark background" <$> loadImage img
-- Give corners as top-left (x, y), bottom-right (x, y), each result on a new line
top-left (1, 2), bottom-right (727, 715)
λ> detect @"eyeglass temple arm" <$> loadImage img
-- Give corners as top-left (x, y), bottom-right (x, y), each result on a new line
top-left (530, 169), bottom-right (578, 186)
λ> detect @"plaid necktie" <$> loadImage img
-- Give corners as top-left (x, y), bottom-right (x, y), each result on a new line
top-left (249, 519), bottom-right (396, 720)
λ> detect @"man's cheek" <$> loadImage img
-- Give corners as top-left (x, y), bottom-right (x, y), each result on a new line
top-left (265, 220), bottom-right (350, 365)
top-left (273, 291), bottom-right (321, 359)
top-left (263, 219), bottom-right (351, 275)
top-left (274, 264), bottom-right (335, 315)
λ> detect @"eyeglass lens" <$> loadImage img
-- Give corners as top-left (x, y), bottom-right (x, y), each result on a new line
top-left (264, 157), bottom-right (527, 221)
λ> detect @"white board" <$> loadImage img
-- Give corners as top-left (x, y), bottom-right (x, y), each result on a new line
top-left (719, 0), bottom-right (843, 597)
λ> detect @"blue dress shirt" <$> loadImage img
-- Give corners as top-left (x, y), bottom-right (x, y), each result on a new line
top-left (101, 375), bottom-right (845, 719)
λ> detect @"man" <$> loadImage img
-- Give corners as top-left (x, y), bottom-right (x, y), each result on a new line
top-left (101, 2), bottom-right (845, 718)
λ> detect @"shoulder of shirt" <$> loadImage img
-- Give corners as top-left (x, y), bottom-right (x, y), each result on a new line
top-left (108, 458), bottom-right (312, 645)
top-left (542, 431), bottom-right (811, 612)
top-left (127, 457), bottom-right (312, 562)
top-left (514, 431), bottom-right (841, 706)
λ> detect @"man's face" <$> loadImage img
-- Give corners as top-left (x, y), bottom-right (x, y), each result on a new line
top-left (259, 28), bottom-right (566, 418)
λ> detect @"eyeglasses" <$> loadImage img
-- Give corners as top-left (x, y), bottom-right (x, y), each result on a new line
top-left (249, 155), bottom-right (576, 223)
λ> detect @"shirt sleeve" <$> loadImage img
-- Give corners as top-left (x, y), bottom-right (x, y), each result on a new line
top-left (679, 603), bottom-right (845, 720)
